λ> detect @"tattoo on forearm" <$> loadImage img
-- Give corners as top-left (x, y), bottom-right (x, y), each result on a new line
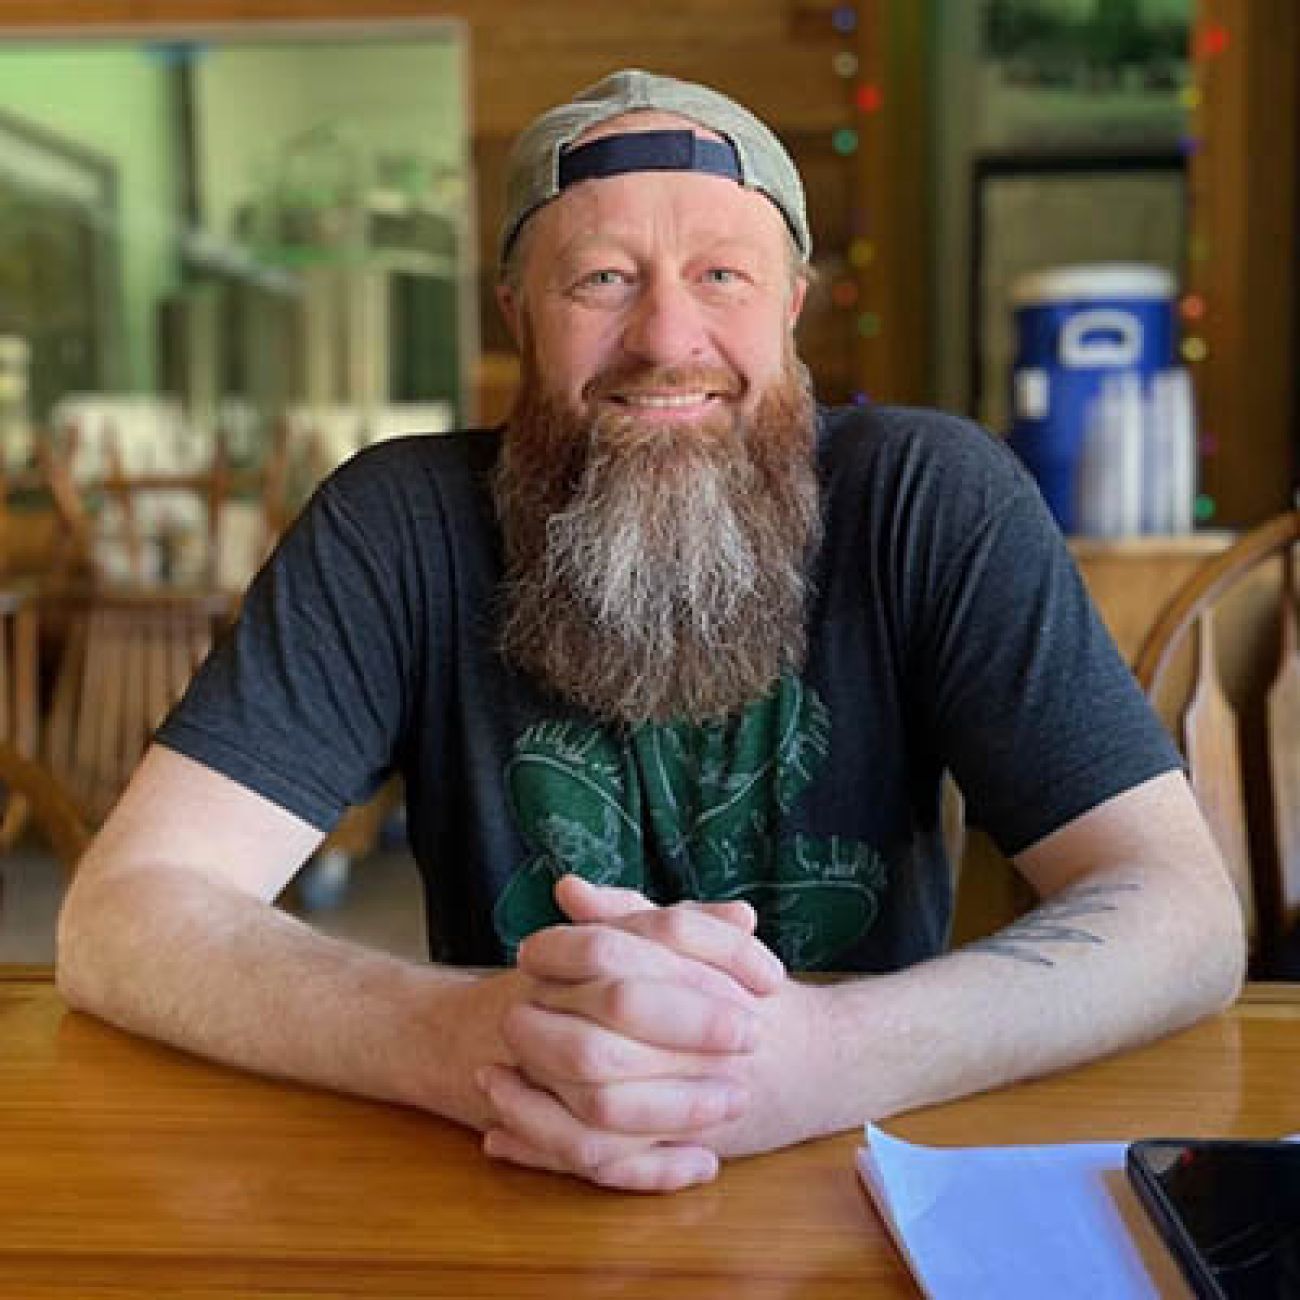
top-left (962, 883), bottom-right (1141, 967)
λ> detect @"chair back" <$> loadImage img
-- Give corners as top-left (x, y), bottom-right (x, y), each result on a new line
top-left (36, 428), bottom-right (236, 590)
top-left (26, 416), bottom-right (332, 833)
top-left (0, 501), bottom-right (87, 868)
top-left (39, 588), bottom-right (235, 827)
top-left (0, 739), bottom-right (90, 869)
top-left (0, 589), bottom-right (41, 853)
top-left (1134, 511), bottom-right (1300, 970)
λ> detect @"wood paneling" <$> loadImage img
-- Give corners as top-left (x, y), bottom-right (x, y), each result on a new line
top-left (1189, 0), bottom-right (1300, 525)
top-left (853, 0), bottom-right (929, 406)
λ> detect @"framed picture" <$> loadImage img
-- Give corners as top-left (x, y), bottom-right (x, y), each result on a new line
top-left (968, 147), bottom-right (1186, 432)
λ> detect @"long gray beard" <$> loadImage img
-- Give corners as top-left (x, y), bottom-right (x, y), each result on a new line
top-left (494, 362), bottom-right (821, 725)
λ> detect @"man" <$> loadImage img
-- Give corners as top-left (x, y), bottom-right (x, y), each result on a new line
top-left (57, 70), bottom-right (1244, 1194)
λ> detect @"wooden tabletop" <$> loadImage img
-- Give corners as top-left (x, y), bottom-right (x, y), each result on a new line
top-left (3, 978), bottom-right (1300, 1298)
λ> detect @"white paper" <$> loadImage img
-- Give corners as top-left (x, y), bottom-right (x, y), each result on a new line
top-left (856, 1125), bottom-right (1194, 1299)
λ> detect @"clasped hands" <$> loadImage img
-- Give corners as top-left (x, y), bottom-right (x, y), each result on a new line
top-left (475, 874), bottom-right (821, 1193)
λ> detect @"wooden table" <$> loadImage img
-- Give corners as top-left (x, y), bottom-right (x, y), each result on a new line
top-left (4, 974), bottom-right (1300, 1298)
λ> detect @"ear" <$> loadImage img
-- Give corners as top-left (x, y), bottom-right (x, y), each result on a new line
top-left (787, 274), bottom-right (809, 327)
top-left (496, 282), bottom-right (523, 349)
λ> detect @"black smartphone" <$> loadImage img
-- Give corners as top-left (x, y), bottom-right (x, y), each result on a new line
top-left (1127, 1138), bottom-right (1300, 1299)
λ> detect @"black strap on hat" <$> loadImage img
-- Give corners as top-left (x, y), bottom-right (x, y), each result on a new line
top-left (558, 129), bottom-right (741, 189)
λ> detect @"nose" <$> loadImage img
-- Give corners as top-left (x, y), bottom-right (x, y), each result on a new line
top-left (620, 275), bottom-right (709, 367)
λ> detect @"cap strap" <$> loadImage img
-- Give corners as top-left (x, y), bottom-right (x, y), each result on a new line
top-left (558, 130), bottom-right (741, 189)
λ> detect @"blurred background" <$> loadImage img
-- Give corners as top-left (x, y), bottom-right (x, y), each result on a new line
top-left (0, 1), bottom-right (1293, 533)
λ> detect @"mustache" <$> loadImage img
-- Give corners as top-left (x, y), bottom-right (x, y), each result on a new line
top-left (582, 364), bottom-right (745, 404)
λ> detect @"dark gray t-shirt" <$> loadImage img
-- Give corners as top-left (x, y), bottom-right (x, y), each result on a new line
top-left (157, 403), bottom-right (1180, 971)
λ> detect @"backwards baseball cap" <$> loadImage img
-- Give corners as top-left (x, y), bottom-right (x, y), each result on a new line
top-left (499, 69), bottom-right (811, 268)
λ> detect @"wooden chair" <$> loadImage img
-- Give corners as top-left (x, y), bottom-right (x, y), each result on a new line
top-left (35, 423), bottom-right (392, 871)
top-left (0, 463), bottom-right (54, 858)
top-left (0, 739), bottom-right (90, 870)
top-left (24, 428), bottom-right (241, 827)
top-left (39, 587), bottom-right (236, 827)
top-left (0, 469), bottom-right (89, 879)
top-left (259, 417), bottom-right (328, 561)
top-left (36, 428), bottom-right (236, 590)
top-left (1134, 510), bottom-right (1300, 976)
top-left (0, 589), bottom-right (42, 853)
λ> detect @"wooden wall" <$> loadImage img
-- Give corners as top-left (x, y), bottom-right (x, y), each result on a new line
top-left (1189, 0), bottom-right (1299, 525)
top-left (0, 0), bottom-right (930, 416)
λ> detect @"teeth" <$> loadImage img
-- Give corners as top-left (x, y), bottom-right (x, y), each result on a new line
top-left (621, 393), bottom-right (709, 408)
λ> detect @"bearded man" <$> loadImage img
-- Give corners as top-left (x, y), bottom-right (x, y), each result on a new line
top-left (58, 71), bottom-right (1243, 1193)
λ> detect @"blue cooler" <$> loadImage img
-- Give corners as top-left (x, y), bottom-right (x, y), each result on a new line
top-left (1007, 264), bottom-right (1176, 533)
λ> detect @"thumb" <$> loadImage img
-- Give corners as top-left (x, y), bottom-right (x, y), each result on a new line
top-left (554, 875), bottom-right (758, 933)
top-left (553, 874), bottom-right (653, 923)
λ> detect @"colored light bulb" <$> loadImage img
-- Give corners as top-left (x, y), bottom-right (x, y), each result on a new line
top-left (849, 238), bottom-right (876, 269)
top-left (1198, 23), bottom-right (1230, 59)
top-left (832, 279), bottom-right (861, 309)
top-left (856, 84), bottom-right (883, 114)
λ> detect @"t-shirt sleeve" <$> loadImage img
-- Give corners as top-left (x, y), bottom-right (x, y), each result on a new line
top-left (155, 466), bottom-right (420, 831)
top-left (910, 441), bottom-right (1181, 857)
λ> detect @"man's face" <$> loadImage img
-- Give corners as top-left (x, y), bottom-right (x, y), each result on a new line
top-left (498, 113), bottom-right (806, 423)
top-left (493, 113), bottom-right (819, 725)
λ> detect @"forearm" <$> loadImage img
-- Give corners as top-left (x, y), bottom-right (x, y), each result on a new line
top-left (56, 864), bottom-right (508, 1130)
top-left (774, 859), bottom-right (1244, 1147)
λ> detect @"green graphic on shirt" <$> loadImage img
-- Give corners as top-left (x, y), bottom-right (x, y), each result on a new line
top-left (492, 675), bottom-right (885, 969)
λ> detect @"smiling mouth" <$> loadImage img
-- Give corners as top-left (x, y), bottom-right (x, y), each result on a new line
top-left (610, 391), bottom-right (718, 410)
top-left (587, 366), bottom-right (743, 410)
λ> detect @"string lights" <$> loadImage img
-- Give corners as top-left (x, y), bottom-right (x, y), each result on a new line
top-left (823, 5), bottom-right (878, 404)
top-left (1196, 21), bottom-right (1231, 59)
top-left (831, 279), bottom-right (860, 310)
top-left (857, 312), bottom-right (882, 339)
top-left (1179, 13), bottom-right (1233, 520)
top-left (855, 83), bottom-right (883, 114)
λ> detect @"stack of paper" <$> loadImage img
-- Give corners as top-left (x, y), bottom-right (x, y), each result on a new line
top-left (857, 1125), bottom-right (1193, 1299)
